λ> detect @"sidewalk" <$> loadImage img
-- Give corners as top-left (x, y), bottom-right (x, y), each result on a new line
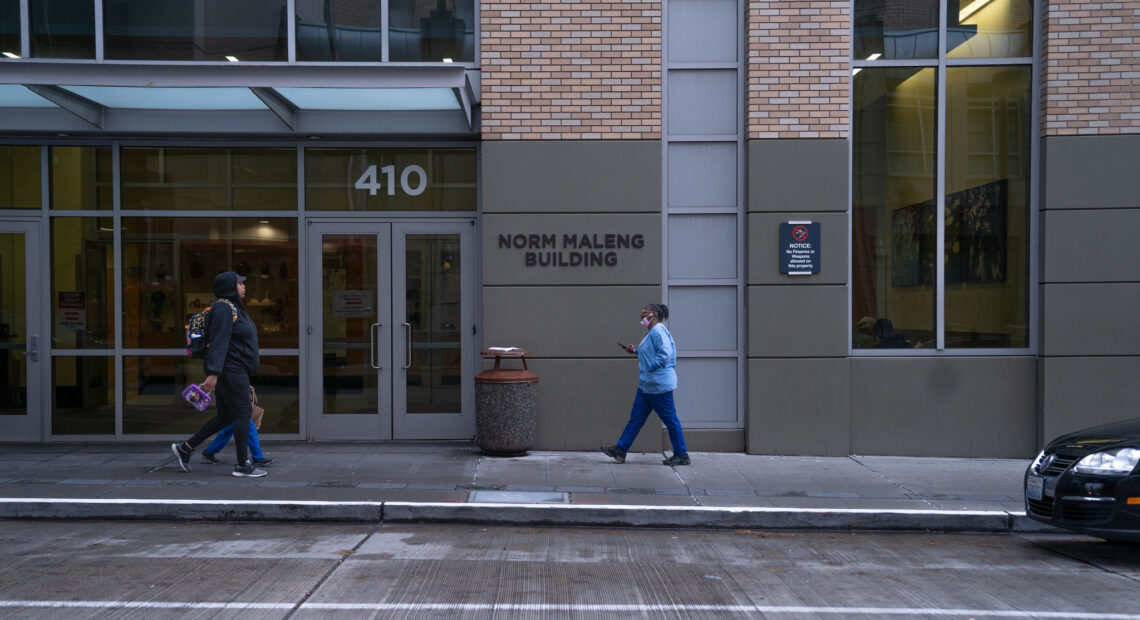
top-left (0, 442), bottom-right (1055, 533)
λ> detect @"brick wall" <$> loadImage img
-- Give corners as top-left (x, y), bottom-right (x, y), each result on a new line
top-left (747, 1), bottom-right (850, 139)
top-left (1042, 0), bottom-right (1140, 135)
top-left (480, 0), bottom-right (662, 140)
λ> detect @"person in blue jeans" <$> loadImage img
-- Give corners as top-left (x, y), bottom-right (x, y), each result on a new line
top-left (201, 415), bottom-right (273, 467)
top-left (602, 303), bottom-right (690, 466)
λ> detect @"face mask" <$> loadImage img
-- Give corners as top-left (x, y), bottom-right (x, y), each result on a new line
top-left (640, 316), bottom-right (652, 328)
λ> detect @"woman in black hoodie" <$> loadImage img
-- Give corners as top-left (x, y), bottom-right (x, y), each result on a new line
top-left (171, 271), bottom-right (266, 478)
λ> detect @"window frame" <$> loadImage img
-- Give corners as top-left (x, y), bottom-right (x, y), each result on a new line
top-left (849, 0), bottom-right (1040, 356)
top-left (1, 0), bottom-right (480, 66)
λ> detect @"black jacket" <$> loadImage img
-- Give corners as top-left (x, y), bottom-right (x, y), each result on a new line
top-left (204, 271), bottom-right (260, 376)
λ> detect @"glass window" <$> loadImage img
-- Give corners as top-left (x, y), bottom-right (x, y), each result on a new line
top-left (120, 147), bottom-right (297, 211)
top-left (851, 3), bottom-right (1032, 352)
top-left (0, 232), bottom-right (27, 415)
top-left (852, 67), bottom-right (937, 350)
top-left (0, 146), bottom-right (42, 209)
top-left (854, 0), bottom-right (939, 61)
top-left (121, 217), bottom-right (299, 349)
top-left (296, 0), bottom-right (382, 61)
top-left (944, 66), bottom-right (1030, 348)
top-left (388, 0), bottom-right (474, 63)
top-left (405, 234), bottom-right (461, 414)
top-left (52, 356), bottom-right (115, 435)
top-left (51, 217), bottom-right (114, 349)
top-left (0, 0), bottom-right (18, 58)
top-left (123, 355), bottom-right (298, 434)
top-left (103, 0), bottom-right (288, 61)
top-left (51, 147), bottom-right (112, 210)
top-left (306, 148), bottom-right (476, 211)
top-left (31, 0), bottom-right (95, 58)
top-left (947, 0), bottom-right (1032, 58)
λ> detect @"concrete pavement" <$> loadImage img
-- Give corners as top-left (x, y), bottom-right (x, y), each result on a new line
top-left (0, 442), bottom-right (1057, 533)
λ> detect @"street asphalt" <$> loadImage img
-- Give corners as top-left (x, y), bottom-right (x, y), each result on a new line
top-left (0, 441), bottom-right (1059, 534)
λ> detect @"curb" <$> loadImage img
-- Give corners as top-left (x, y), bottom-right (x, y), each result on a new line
top-left (0, 498), bottom-right (1056, 533)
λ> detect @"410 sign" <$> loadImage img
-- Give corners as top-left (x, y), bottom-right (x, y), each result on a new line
top-left (354, 164), bottom-right (428, 196)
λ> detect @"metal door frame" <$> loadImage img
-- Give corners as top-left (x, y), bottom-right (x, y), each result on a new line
top-left (0, 219), bottom-right (45, 441)
top-left (304, 217), bottom-right (475, 441)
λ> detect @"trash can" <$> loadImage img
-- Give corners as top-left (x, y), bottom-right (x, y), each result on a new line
top-left (475, 348), bottom-right (538, 456)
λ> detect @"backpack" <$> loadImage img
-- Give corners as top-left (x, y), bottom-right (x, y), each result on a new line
top-left (185, 299), bottom-right (238, 358)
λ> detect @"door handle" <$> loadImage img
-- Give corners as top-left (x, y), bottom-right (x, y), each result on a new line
top-left (370, 323), bottom-right (382, 370)
top-left (23, 335), bottom-right (38, 362)
top-left (402, 322), bottom-right (412, 369)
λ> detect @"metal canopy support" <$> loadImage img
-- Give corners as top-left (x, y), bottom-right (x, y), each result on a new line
top-left (453, 73), bottom-right (476, 129)
top-left (0, 62), bottom-right (469, 89)
top-left (0, 62), bottom-right (479, 137)
top-left (24, 85), bottom-right (105, 128)
top-left (249, 87), bottom-right (297, 130)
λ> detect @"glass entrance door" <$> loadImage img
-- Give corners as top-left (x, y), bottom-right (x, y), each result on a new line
top-left (306, 221), bottom-right (474, 440)
top-left (0, 221), bottom-right (44, 441)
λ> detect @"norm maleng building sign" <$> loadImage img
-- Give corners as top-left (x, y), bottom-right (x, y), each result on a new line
top-left (499, 232), bottom-right (647, 267)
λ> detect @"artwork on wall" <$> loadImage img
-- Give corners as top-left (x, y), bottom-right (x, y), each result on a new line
top-left (891, 179), bottom-right (1007, 286)
top-left (945, 179), bottom-right (1007, 284)
top-left (890, 199), bottom-right (934, 287)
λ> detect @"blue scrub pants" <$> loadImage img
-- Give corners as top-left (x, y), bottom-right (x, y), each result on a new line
top-left (616, 388), bottom-right (687, 455)
top-left (206, 418), bottom-right (264, 461)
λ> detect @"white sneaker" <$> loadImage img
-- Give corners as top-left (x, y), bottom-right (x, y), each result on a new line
top-left (232, 461), bottom-right (267, 478)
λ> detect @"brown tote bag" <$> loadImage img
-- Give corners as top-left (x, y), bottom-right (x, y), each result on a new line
top-left (250, 386), bottom-right (265, 430)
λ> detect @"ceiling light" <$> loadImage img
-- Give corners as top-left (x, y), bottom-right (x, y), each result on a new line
top-left (442, 58), bottom-right (453, 63)
top-left (225, 55), bottom-right (240, 62)
top-left (958, 0), bottom-right (994, 23)
top-left (852, 53), bottom-right (881, 76)
top-left (2, 52), bottom-right (19, 59)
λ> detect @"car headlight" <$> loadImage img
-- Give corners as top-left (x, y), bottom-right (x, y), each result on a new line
top-left (1073, 447), bottom-right (1140, 476)
top-left (1029, 450), bottom-right (1046, 473)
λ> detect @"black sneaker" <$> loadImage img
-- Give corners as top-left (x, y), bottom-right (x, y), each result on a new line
top-left (662, 453), bottom-right (691, 466)
top-left (201, 450), bottom-right (220, 464)
top-left (233, 461), bottom-right (267, 478)
top-left (601, 445), bottom-right (626, 464)
top-left (170, 442), bottom-right (193, 473)
top-left (252, 457), bottom-right (274, 467)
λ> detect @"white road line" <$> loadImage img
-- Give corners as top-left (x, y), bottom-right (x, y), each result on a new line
top-left (0, 601), bottom-right (1136, 618)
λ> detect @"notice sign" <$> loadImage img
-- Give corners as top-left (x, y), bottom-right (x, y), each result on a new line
top-left (779, 221), bottom-right (820, 275)
top-left (332, 291), bottom-right (373, 318)
top-left (58, 291), bottom-right (86, 331)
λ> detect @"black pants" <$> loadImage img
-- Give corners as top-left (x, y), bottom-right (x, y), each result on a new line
top-left (186, 365), bottom-right (252, 465)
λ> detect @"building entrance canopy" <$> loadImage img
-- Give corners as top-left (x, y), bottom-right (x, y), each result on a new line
top-left (0, 62), bottom-right (478, 137)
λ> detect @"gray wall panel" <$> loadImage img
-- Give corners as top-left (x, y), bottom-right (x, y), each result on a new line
top-left (483, 286), bottom-right (660, 358)
top-left (523, 359), bottom-right (739, 452)
top-left (748, 139), bottom-right (849, 213)
top-left (747, 358), bottom-right (850, 455)
top-left (850, 357), bottom-right (1038, 457)
top-left (1043, 209), bottom-right (1140, 283)
top-left (482, 141), bottom-right (662, 213)
top-left (1042, 135), bottom-right (1140, 210)
top-left (1040, 356), bottom-right (1140, 442)
top-left (516, 358), bottom-right (659, 452)
top-left (748, 285), bottom-right (849, 357)
top-left (1042, 283), bottom-right (1140, 356)
top-left (483, 213), bottom-right (661, 285)
top-left (748, 212), bottom-right (848, 285)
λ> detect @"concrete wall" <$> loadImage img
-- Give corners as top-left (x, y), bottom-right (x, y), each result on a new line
top-left (1039, 134), bottom-right (1140, 443)
top-left (747, 138), bottom-right (852, 456)
top-left (746, 138), bottom-right (1039, 458)
top-left (481, 141), bottom-right (665, 451)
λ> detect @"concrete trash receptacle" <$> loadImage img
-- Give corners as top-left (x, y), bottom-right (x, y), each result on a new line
top-left (475, 348), bottom-right (538, 456)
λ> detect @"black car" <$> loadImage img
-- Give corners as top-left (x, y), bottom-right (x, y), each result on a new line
top-left (1024, 417), bottom-right (1140, 542)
